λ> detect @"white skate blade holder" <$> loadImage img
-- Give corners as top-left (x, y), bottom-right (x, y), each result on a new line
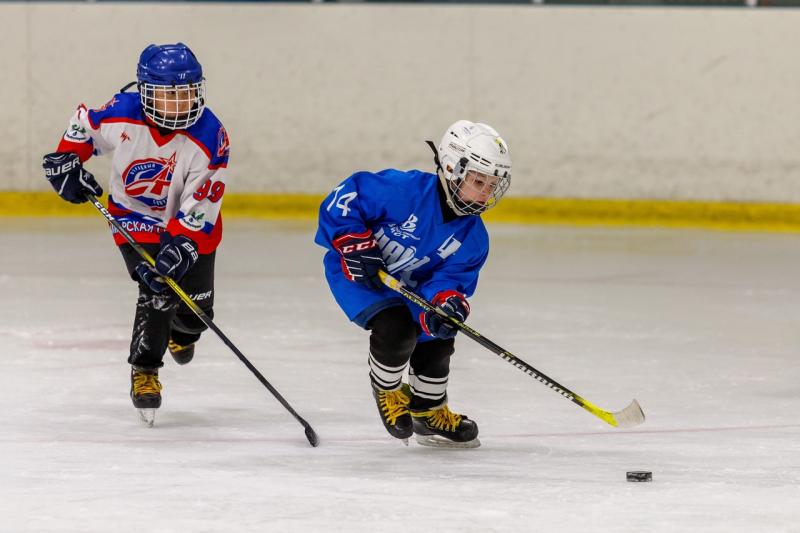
top-left (138, 409), bottom-right (156, 428)
top-left (415, 434), bottom-right (481, 449)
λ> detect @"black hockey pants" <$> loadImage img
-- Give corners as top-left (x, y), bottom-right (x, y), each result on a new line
top-left (367, 305), bottom-right (455, 410)
top-left (119, 243), bottom-right (215, 369)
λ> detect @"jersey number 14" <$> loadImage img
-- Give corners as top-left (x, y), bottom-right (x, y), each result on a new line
top-left (326, 185), bottom-right (358, 217)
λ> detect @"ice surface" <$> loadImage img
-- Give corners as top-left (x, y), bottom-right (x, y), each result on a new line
top-left (2, 218), bottom-right (800, 532)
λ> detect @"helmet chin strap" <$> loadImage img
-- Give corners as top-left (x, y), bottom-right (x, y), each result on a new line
top-left (425, 140), bottom-right (443, 172)
top-left (426, 140), bottom-right (470, 217)
top-left (120, 81), bottom-right (138, 93)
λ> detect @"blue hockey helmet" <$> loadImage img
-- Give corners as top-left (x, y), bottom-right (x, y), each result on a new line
top-left (137, 43), bottom-right (203, 85)
top-left (136, 43), bottom-right (206, 130)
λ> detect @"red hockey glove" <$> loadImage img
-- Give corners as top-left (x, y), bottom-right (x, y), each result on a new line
top-left (333, 230), bottom-right (385, 291)
top-left (420, 290), bottom-right (470, 339)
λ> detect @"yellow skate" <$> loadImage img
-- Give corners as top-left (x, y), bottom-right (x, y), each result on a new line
top-left (168, 339), bottom-right (195, 365)
top-left (410, 402), bottom-right (480, 449)
top-left (130, 366), bottom-right (162, 427)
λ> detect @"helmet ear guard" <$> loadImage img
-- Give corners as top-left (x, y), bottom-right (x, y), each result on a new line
top-left (451, 157), bottom-right (470, 180)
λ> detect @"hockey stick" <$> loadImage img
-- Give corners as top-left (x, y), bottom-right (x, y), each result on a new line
top-left (378, 270), bottom-right (645, 429)
top-left (85, 193), bottom-right (320, 447)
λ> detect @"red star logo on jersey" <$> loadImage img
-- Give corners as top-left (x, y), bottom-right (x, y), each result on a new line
top-left (122, 153), bottom-right (177, 210)
top-left (146, 153), bottom-right (177, 197)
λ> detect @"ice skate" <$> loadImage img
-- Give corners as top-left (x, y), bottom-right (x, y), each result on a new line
top-left (137, 408), bottom-right (156, 428)
top-left (131, 366), bottom-right (162, 427)
top-left (410, 402), bottom-right (480, 449)
top-left (371, 382), bottom-right (413, 443)
top-left (168, 339), bottom-right (195, 365)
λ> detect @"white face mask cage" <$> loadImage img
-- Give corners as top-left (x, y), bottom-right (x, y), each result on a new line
top-left (139, 80), bottom-right (206, 130)
top-left (447, 158), bottom-right (511, 215)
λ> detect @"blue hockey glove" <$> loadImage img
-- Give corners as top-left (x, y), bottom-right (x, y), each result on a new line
top-left (333, 230), bottom-right (385, 291)
top-left (42, 152), bottom-right (103, 204)
top-left (135, 262), bottom-right (168, 294)
top-left (420, 290), bottom-right (470, 339)
top-left (135, 233), bottom-right (199, 293)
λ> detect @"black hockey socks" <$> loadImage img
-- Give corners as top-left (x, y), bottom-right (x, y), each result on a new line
top-left (408, 338), bottom-right (454, 410)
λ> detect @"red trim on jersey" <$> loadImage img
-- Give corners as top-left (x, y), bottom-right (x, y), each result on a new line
top-left (99, 117), bottom-right (178, 146)
top-left (166, 214), bottom-right (223, 254)
top-left (107, 202), bottom-right (133, 217)
top-left (107, 202), bottom-right (165, 247)
top-left (112, 230), bottom-right (162, 248)
top-left (56, 138), bottom-right (93, 163)
top-left (84, 103), bottom-right (102, 130)
top-left (107, 200), bottom-right (222, 254)
top-left (183, 130), bottom-right (227, 169)
top-left (95, 117), bottom-right (225, 170)
top-left (183, 131), bottom-right (212, 161)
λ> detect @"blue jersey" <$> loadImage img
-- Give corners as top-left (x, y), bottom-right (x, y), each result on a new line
top-left (315, 169), bottom-right (489, 332)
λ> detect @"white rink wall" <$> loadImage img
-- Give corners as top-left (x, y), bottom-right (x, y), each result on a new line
top-left (3, 3), bottom-right (800, 201)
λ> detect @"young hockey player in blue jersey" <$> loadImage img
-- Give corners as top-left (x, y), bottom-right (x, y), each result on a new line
top-left (315, 120), bottom-right (512, 448)
top-left (41, 43), bottom-right (230, 425)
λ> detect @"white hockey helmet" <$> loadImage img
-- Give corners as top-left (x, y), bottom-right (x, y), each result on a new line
top-left (433, 120), bottom-right (512, 216)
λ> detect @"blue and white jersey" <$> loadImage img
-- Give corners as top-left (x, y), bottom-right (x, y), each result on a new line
top-left (315, 169), bottom-right (489, 327)
top-left (57, 92), bottom-right (229, 253)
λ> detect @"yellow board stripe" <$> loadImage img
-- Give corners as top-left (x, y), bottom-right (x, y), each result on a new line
top-left (3, 191), bottom-right (800, 232)
top-left (482, 197), bottom-right (800, 232)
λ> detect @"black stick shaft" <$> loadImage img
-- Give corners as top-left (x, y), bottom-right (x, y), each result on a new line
top-left (380, 271), bottom-right (645, 428)
top-left (379, 271), bottom-right (581, 404)
top-left (86, 194), bottom-right (319, 447)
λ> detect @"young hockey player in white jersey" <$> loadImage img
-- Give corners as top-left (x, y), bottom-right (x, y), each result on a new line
top-left (315, 121), bottom-right (511, 447)
top-left (42, 43), bottom-right (229, 424)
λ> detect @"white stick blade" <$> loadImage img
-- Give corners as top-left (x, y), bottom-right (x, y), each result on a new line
top-left (613, 399), bottom-right (645, 428)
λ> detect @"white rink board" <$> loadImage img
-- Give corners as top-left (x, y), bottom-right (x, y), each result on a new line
top-left (3, 4), bottom-right (800, 201)
top-left (1, 219), bottom-right (800, 532)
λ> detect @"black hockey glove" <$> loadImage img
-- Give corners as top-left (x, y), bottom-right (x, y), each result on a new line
top-left (135, 233), bottom-right (199, 293)
top-left (42, 152), bottom-right (103, 204)
top-left (333, 230), bottom-right (385, 291)
top-left (420, 290), bottom-right (470, 339)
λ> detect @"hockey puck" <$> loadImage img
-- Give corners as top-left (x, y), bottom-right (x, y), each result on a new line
top-left (626, 471), bottom-right (652, 482)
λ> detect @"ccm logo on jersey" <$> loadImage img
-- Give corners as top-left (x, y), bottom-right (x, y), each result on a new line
top-left (122, 153), bottom-right (177, 210)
